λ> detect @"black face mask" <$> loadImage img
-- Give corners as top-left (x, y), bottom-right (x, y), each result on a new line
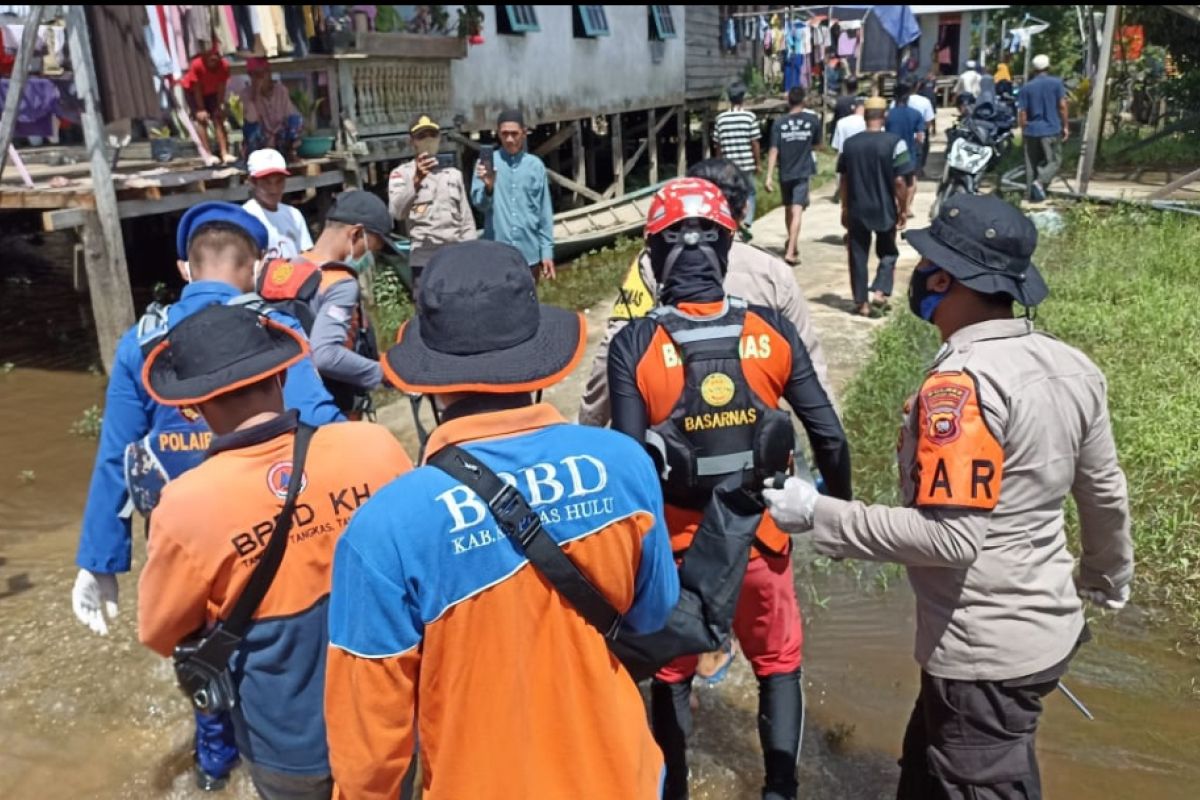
top-left (908, 266), bottom-right (947, 322)
top-left (648, 220), bottom-right (731, 306)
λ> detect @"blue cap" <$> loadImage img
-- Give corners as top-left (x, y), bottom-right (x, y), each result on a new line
top-left (176, 202), bottom-right (270, 260)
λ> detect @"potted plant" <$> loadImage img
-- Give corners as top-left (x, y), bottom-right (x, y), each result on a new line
top-left (148, 125), bottom-right (177, 163)
top-left (457, 5), bottom-right (484, 44)
top-left (290, 88), bottom-right (335, 158)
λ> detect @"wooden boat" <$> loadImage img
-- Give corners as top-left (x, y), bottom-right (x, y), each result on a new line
top-left (552, 182), bottom-right (664, 260)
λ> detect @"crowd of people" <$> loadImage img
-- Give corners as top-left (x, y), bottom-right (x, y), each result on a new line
top-left (69, 56), bottom-right (1125, 800)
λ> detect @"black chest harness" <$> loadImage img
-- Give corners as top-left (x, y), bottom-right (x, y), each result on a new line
top-left (645, 297), bottom-right (794, 511)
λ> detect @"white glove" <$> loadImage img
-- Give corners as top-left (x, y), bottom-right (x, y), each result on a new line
top-left (1078, 583), bottom-right (1130, 611)
top-left (72, 569), bottom-right (119, 635)
top-left (762, 476), bottom-right (819, 533)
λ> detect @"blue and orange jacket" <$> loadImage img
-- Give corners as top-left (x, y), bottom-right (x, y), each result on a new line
top-left (138, 413), bottom-right (412, 775)
top-left (608, 299), bottom-right (853, 556)
top-left (325, 404), bottom-right (679, 800)
top-left (77, 280), bottom-right (345, 575)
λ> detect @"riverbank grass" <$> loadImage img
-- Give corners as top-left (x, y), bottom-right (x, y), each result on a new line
top-left (840, 205), bottom-right (1200, 633)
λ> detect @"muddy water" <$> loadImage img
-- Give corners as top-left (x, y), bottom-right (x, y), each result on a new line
top-left (2, 359), bottom-right (1199, 798)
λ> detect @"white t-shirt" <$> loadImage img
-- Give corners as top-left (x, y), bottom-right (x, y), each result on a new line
top-left (243, 198), bottom-right (313, 260)
top-left (832, 114), bottom-right (867, 153)
top-left (893, 93), bottom-right (936, 125)
top-left (954, 69), bottom-right (982, 99)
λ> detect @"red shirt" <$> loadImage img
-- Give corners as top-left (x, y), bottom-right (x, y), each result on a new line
top-left (181, 55), bottom-right (230, 96)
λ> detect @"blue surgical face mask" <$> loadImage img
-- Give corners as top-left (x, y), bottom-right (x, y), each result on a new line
top-left (908, 264), bottom-right (947, 322)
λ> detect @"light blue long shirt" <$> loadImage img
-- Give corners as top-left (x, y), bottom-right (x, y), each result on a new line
top-left (470, 148), bottom-right (554, 265)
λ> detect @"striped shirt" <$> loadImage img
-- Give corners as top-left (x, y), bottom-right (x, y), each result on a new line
top-left (714, 108), bottom-right (761, 173)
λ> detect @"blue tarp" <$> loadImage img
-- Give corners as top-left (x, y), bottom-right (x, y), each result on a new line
top-left (871, 5), bottom-right (921, 47)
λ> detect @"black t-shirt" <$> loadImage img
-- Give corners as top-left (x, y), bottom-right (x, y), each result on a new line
top-left (771, 110), bottom-right (822, 182)
top-left (836, 130), bottom-right (914, 231)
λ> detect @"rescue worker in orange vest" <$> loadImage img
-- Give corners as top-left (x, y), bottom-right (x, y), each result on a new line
top-left (301, 190), bottom-right (405, 416)
top-left (607, 177), bottom-right (853, 800)
top-left (764, 194), bottom-right (1134, 800)
top-left (323, 240), bottom-right (679, 799)
top-left (137, 304), bottom-right (412, 799)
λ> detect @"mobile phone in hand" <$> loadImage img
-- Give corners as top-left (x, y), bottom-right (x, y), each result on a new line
top-left (478, 145), bottom-right (494, 171)
top-left (436, 153), bottom-right (455, 169)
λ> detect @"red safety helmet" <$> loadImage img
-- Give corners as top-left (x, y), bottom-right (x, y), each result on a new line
top-left (645, 177), bottom-right (737, 237)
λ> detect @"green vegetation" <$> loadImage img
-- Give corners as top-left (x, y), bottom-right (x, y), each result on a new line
top-left (537, 237), bottom-right (643, 311)
top-left (367, 267), bottom-right (415, 351)
top-left (69, 404), bottom-right (103, 439)
top-left (1096, 128), bottom-right (1200, 171)
top-left (840, 205), bottom-right (1200, 634)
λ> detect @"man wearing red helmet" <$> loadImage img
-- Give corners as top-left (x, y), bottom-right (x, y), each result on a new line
top-left (608, 178), bottom-right (853, 800)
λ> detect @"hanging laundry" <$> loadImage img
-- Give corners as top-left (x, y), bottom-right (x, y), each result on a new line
top-left (86, 5), bottom-right (160, 121)
top-left (210, 6), bottom-right (236, 54)
top-left (724, 15), bottom-right (737, 51)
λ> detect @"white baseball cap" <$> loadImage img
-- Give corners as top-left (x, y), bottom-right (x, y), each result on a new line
top-left (247, 148), bottom-right (290, 179)
top-left (1032, 54), bottom-right (1051, 71)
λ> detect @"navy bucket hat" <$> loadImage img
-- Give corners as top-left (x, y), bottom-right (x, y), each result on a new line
top-left (905, 194), bottom-right (1049, 306)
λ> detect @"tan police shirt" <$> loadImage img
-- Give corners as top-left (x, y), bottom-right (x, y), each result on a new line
top-left (388, 160), bottom-right (477, 248)
top-left (578, 240), bottom-right (832, 426)
top-left (808, 318), bottom-right (1133, 681)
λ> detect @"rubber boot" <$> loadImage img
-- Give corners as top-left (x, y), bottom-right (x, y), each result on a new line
top-left (757, 669), bottom-right (804, 800)
top-left (650, 678), bottom-right (694, 800)
top-left (193, 709), bottom-right (240, 792)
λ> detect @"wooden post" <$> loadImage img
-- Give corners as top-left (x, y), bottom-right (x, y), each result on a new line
top-left (67, 5), bottom-right (134, 374)
top-left (610, 112), bottom-right (624, 198)
top-left (572, 120), bottom-right (585, 203)
top-left (0, 6), bottom-right (44, 182)
top-left (648, 108), bottom-right (659, 186)
top-left (700, 107), bottom-right (712, 160)
top-left (1077, 5), bottom-right (1119, 195)
top-left (676, 105), bottom-right (687, 178)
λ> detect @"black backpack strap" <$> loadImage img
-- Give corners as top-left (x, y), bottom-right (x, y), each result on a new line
top-left (427, 444), bottom-right (624, 640)
top-left (188, 423), bottom-right (316, 666)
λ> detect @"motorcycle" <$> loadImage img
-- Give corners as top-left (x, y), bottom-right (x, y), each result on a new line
top-left (929, 86), bottom-right (1015, 219)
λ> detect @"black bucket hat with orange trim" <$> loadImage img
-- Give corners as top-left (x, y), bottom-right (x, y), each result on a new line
top-left (384, 240), bottom-right (585, 394)
top-left (143, 304), bottom-right (308, 406)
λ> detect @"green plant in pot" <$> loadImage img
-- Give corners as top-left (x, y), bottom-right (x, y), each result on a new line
top-left (290, 88), bottom-right (334, 158)
top-left (148, 125), bottom-right (178, 163)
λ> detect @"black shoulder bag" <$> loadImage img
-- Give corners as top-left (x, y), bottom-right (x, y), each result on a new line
top-left (172, 423), bottom-right (316, 713)
top-left (427, 444), bottom-right (766, 681)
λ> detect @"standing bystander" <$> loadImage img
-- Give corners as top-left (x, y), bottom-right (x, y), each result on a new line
top-left (243, 148), bottom-right (312, 261)
top-left (471, 109), bottom-right (556, 281)
top-left (180, 46), bottom-right (233, 164)
top-left (388, 114), bottom-right (476, 288)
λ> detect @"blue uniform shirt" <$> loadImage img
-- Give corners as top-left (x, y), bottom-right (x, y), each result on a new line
top-left (76, 280), bottom-right (344, 574)
top-left (1017, 73), bottom-right (1067, 138)
top-left (470, 148), bottom-right (555, 266)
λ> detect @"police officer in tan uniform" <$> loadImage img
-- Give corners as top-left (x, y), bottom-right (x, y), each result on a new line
top-left (579, 159), bottom-right (831, 428)
top-left (764, 194), bottom-right (1133, 800)
top-left (388, 114), bottom-right (476, 286)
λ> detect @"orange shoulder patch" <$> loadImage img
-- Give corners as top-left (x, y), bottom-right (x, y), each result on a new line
top-left (915, 371), bottom-right (1003, 510)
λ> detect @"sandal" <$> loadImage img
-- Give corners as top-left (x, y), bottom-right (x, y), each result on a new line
top-left (696, 639), bottom-right (737, 686)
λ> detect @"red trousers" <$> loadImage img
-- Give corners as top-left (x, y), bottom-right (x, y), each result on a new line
top-left (656, 552), bottom-right (804, 683)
